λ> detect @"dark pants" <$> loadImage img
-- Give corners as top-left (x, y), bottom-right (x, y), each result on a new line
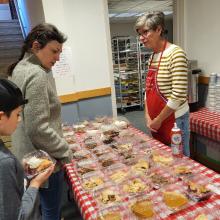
top-left (39, 170), bottom-right (64, 220)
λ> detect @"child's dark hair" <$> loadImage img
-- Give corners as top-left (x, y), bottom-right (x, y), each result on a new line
top-left (7, 23), bottom-right (67, 76)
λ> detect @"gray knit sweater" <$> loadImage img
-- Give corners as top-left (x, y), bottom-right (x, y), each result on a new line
top-left (0, 139), bottom-right (41, 220)
top-left (10, 53), bottom-right (72, 168)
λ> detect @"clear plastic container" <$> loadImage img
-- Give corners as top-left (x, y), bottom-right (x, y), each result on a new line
top-left (92, 145), bottom-right (113, 158)
top-left (184, 174), bottom-right (213, 202)
top-left (23, 150), bottom-right (56, 179)
top-left (73, 124), bottom-right (86, 133)
top-left (73, 149), bottom-right (93, 161)
top-left (152, 150), bottom-right (174, 167)
top-left (93, 184), bottom-right (123, 208)
top-left (148, 166), bottom-right (177, 190)
top-left (96, 204), bottom-right (130, 220)
top-left (76, 159), bottom-right (99, 176)
top-left (98, 153), bottom-right (120, 168)
top-left (106, 163), bottom-right (130, 184)
top-left (172, 159), bottom-right (194, 179)
top-left (84, 137), bottom-right (98, 150)
top-left (158, 182), bottom-right (194, 214)
top-left (120, 176), bottom-right (151, 198)
top-left (68, 143), bottom-right (81, 153)
top-left (127, 194), bottom-right (158, 220)
top-left (81, 170), bottom-right (106, 192)
top-left (65, 135), bottom-right (76, 144)
top-left (130, 158), bottom-right (150, 176)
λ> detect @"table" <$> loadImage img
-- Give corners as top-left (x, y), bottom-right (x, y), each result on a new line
top-left (190, 107), bottom-right (220, 172)
top-left (65, 126), bottom-right (220, 220)
top-left (190, 107), bottom-right (220, 141)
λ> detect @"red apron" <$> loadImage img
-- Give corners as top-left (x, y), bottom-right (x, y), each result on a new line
top-left (146, 41), bottom-right (175, 145)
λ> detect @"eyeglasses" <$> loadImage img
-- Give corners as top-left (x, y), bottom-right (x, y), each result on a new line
top-left (138, 29), bottom-right (152, 38)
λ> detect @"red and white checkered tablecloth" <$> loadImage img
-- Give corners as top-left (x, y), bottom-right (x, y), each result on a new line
top-left (65, 127), bottom-right (220, 220)
top-left (190, 107), bottom-right (220, 142)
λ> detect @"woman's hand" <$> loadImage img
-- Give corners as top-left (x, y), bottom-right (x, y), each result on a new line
top-left (29, 164), bottom-right (55, 189)
top-left (145, 113), bottom-right (157, 132)
top-left (149, 116), bottom-right (162, 131)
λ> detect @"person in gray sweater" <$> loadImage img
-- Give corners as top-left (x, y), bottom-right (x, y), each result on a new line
top-left (0, 79), bottom-right (54, 220)
top-left (8, 23), bottom-right (73, 220)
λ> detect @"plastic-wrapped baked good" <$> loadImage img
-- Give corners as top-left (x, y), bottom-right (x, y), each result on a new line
top-left (98, 153), bottom-right (119, 168)
top-left (73, 124), bottom-right (86, 133)
top-left (23, 150), bottom-right (56, 178)
top-left (76, 159), bottom-right (99, 176)
top-left (185, 175), bottom-right (212, 202)
top-left (84, 137), bottom-right (98, 150)
top-left (131, 199), bottom-right (154, 218)
top-left (122, 177), bottom-right (147, 194)
top-left (73, 149), bottom-right (92, 161)
top-left (81, 171), bottom-right (105, 191)
top-left (96, 204), bottom-right (129, 220)
top-left (106, 163), bottom-right (129, 183)
top-left (131, 158), bottom-right (149, 175)
top-left (65, 135), bottom-right (76, 144)
top-left (93, 185), bottom-right (122, 208)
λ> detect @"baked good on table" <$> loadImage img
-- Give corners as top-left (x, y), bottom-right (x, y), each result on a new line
top-left (123, 178), bottom-right (147, 193)
top-left (150, 173), bottom-right (170, 187)
top-left (188, 181), bottom-right (210, 194)
top-left (131, 159), bottom-right (149, 174)
top-left (175, 166), bottom-right (192, 175)
top-left (99, 189), bottom-right (120, 204)
top-left (83, 177), bottom-right (104, 190)
top-left (163, 191), bottom-right (188, 208)
top-left (153, 154), bottom-right (173, 165)
top-left (97, 212), bottom-right (121, 220)
top-left (131, 199), bottom-right (154, 218)
top-left (110, 170), bottom-right (128, 183)
top-left (194, 214), bottom-right (208, 220)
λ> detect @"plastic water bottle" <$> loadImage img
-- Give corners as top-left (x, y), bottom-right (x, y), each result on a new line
top-left (171, 123), bottom-right (183, 157)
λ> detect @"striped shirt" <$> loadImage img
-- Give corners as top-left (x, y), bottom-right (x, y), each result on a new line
top-left (148, 44), bottom-right (189, 118)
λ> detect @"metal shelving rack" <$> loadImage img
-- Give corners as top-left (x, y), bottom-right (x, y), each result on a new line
top-left (112, 36), bottom-right (152, 113)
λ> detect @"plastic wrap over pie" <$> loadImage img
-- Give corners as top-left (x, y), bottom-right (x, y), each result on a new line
top-left (23, 150), bottom-right (56, 178)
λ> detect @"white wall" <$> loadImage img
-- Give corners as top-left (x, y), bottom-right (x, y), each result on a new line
top-left (41, 0), bottom-right (113, 92)
top-left (174, 0), bottom-right (220, 75)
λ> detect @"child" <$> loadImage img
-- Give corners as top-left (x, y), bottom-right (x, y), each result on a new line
top-left (0, 79), bottom-right (54, 220)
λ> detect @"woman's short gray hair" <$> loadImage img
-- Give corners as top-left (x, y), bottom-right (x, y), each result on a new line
top-left (135, 11), bottom-right (166, 35)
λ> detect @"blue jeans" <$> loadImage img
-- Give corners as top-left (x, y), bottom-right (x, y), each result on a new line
top-left (176, 111), bottom-right (190, 157)
top-left (39, 170), bottom-right (64, 220)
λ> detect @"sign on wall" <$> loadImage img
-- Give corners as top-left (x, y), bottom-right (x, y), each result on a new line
top-left (52, 45), bottom-right (75, 96)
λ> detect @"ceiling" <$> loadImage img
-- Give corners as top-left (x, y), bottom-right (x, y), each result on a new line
top-left (108, 0), bottom-right (173, 22)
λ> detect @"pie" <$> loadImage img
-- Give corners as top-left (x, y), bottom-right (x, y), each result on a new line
top-left (194, 214), bottom-right (208, 220)
top-left (97, 212), bottom-right (121, 220)
top-left (131, 200), bottom-right (154, 218)
top-left (163, 191), bottom-right (188, 208)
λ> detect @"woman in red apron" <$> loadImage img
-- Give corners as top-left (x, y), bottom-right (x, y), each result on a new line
top-left (135, 11), bottom-right (190, 153)
top-left (145, 40), bottom-right (175, 145)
